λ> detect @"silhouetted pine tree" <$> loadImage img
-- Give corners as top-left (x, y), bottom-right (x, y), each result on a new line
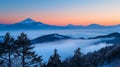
top-left (0, 42), bottom-right (5, 66)
top-left (2, 32), bottom-right (15, 67)
top-left (70, 48), bottom-right (84, 67)
top-left (15, 32), bottom-right (42, 67)
top-left (41, 63), bottom-right (47, 67)
top-left (62, 58), bottom-right (71, 67)
top-left (47, 49), bottom-right (62, 67)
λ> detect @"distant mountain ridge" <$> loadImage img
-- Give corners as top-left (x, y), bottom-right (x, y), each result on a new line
top-left (88, 32), bottom-right (120, 44)
top-left (31, 34), bottom-right (71, 44)
top-left (0, 18), bottom-right (120, 30)
top-left (0, 18), bottom-right (64, 30)
top-left (31, 32), bottom-right (120, 44)
top-left (88, 32), bottom-right (120, 39)
top-left (0, 32), bottom-right (120, 44)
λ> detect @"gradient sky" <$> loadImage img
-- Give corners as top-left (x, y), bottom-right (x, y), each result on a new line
top-left (0, 0), bottom-right (120, 26)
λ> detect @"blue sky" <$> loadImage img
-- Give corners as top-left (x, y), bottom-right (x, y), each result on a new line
top-left (0, 0), bottom-right (120, 25)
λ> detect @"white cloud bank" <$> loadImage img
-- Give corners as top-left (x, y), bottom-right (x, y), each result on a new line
top-left (33, 39), bottom-right (112, 62)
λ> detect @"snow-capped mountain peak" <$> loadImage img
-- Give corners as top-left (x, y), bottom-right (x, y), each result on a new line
top-left (0, 18), bottom-right (120, 30)
top-left (19, 18), bottom-right (36, 24)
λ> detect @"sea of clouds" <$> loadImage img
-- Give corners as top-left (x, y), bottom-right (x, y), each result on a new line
top-left (33, 39), bottom-right (113, 62)
top-left (0, 29), bottom-right (116, 62)
top-left (0, 28), bottom-right (119, 39)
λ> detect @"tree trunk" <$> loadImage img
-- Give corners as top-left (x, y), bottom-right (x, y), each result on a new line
top-left (8, 48), bottom-right (11, 67)
top-left (22, 47), bottom-right (25, 67)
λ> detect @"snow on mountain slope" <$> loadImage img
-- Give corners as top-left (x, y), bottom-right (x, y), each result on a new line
top-left (16, 18), bottom-right (46, 26)
top-left (31, 34), bottom-right (71, 44)
top-left (18, 18), bottom-right (36, 24)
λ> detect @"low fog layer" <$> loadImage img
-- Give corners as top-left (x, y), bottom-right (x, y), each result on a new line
top-left (0, 29), bottom-right (115, 62)
top-left (33, 39), bottom-right (112, 62)
top-left (0, 28), bottom-right (119, 39)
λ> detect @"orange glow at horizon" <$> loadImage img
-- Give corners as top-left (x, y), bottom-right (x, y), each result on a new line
top-left (0, 17), bottom-right (120, 26)
top-left (0, 13), bottom-right (120, 26)
top-left (0, 0), bottom-right (120, 26)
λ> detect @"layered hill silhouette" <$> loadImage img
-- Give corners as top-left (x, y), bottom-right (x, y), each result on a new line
top-left (31, 34), bottom-right (71, 44)
top-left (0, 18), bottom-right (120, 30)
top-left (0, 32), bottom-right (120, 45)
top-left (88, 32), bottom-right (120, 39)
top-left (31, 32), bottom-right (120, 44)
top-left (88, 32), bottom-right (120, 44)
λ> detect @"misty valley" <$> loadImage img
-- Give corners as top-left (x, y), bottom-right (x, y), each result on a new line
top-left (0, 18), bottom-right (120, 67)
top-left (0, 29), bottom-right (120, 67)
top-left (1, 0), bottom-right (120, 67)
